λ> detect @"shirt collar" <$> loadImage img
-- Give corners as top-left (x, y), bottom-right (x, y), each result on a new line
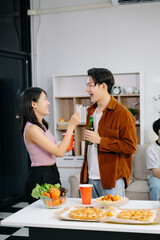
top-left (87, 96), bottom-right (117, 114)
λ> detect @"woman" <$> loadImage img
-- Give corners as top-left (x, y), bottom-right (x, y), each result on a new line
top-left (19, 87), bottom-right (80, 204)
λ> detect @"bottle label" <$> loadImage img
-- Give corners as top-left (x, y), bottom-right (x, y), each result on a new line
top-left (86, 116), bottom-right (94, 145)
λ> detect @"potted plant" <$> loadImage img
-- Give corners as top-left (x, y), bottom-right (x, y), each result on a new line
top-left (128, 108), bottom-right (138, 117)
top-left (153, 94), bottom-right (160, 116)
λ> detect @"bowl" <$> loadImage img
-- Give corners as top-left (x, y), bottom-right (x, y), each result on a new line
top-left (40, 196), bottom-right (66, 208)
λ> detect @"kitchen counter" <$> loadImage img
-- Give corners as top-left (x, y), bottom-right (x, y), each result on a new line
top-left (1, 198), bottom-right (160, 239)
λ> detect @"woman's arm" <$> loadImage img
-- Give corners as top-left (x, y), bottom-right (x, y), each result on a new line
top-left (25, 111), bottom-right (80, 157)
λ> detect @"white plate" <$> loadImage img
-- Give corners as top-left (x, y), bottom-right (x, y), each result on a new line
top-left (94, 196), bottom-right (129, 206)
top-left (105, 209), bottom-right (157, 224)
top-left (60, 206), bottom-right (107, 221)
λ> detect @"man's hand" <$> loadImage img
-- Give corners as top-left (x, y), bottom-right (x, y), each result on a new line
top-left (152, 168), bottom-right (160, 179)
top-left (84, 130), bottom-right (101, 144)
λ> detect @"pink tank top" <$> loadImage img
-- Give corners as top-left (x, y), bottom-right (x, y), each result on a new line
top-left (23, 122), bottom-right (56, 167)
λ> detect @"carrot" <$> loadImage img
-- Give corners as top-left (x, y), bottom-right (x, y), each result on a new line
top-left (42, 192), bottom-right (50, 198)
top-left (49, 201), bottom-right (53, 207)
top-left (45, 200), bottom-right (50, 207)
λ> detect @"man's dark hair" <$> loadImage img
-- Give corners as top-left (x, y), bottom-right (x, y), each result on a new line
top-left (153, 118), bottom-right (160, 136)
top-left (87, 68), bottom-right (115, 93)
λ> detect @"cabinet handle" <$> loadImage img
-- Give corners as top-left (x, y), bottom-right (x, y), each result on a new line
top-left (64, 158), bottom-right (74, 161)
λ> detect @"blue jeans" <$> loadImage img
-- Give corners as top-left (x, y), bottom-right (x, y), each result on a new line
top-left (148, 176), bottom-right (160, 200)
top-left (88, 178), bottom-right (125, 198)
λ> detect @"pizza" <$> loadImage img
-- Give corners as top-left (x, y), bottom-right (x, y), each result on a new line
top-left (69, 207), bottom-right (106, 220)
top-left (117, 209), bottom-right (154, 222)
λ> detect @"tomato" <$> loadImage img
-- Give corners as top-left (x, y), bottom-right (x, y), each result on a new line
top-left (60, 198), bottom-right (66, 204)
top-left (49, 188), bottom-right (61, 198)
top-left (52, 198), bottom-right (60, 206)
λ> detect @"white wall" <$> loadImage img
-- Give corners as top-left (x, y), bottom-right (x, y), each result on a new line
top-left (30, 1), bottom-right (160, 143)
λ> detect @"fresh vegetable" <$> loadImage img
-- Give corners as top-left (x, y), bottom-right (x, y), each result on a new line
top-left (60, 197), bottom-right (66, 204)
top-left (45, 200), bottom-right (52, 208)
top-left (52, 198), bottom-right (60, 206)
top-left (53, 183), bottom-right (61, 189)
top-left (31, 183), bottom-right (68, 200)
top-left (41, 192), bottom-right (50, 198)
top-left (43, 183), bottom-right (54, 191)
top-left (44, 197), bottom-right (65, 207)
top-left (49, 188), bottom-right (61, 198)
top-left (31, 184), bottom-right (46, 199)
top-left (60, 187), bottom-right (68, 197)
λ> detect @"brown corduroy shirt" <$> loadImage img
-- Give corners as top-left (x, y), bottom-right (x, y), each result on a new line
top-left (80, 96), bottom-right (137, 189)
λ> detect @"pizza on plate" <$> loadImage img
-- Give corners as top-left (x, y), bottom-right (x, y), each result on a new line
top-left (117, 209), bottom-right (154, 222)
top-left (69, 207), bottom-right (106, 220)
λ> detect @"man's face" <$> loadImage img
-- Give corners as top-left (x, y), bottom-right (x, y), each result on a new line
top-left (86, 76), bottom-right (103, 103)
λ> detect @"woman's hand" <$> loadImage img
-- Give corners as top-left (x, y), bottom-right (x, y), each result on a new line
top-left (84, 130), bottom-right (101, 144)
top-left (69, 111), bottom-right (81, 128)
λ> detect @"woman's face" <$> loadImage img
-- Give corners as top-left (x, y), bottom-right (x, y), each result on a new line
top-left (32, 91), bottom-right (50, 120)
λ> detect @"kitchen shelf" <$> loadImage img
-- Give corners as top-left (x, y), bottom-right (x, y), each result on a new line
top-left (52, 72), bottom-right (144, 197)
top-left (53, 72), bottom-right (144, 156)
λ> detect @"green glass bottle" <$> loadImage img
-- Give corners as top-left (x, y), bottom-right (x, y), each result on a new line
top-left (86, 115), bottom-right (94, 145)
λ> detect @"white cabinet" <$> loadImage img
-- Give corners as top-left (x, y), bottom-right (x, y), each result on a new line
top-left (56, 156), bottom-right (83, 197)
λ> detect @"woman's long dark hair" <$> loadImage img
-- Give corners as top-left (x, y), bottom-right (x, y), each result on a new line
top-left (19, 87), bottom-right (49, 135)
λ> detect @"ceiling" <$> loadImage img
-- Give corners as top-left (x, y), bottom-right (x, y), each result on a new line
top-left (29, 0), bottom-right (160, 15)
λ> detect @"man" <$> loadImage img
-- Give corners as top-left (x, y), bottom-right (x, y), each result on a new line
top-left (146, 118), bottom-right (160, 200)
top-left (80, 68), bottom-right (137, 198)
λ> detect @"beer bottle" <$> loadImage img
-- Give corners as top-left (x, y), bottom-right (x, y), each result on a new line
top-left (86, 115), bottom-right (94, 145)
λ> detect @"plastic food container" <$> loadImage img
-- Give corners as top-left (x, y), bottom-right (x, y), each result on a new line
top-left (40, 196), bottom-right (66, 208)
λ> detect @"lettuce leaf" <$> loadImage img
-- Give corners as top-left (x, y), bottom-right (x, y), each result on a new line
top-left (31, 183), bottom-right (63, 199)
top-left (31, 184), bottom-right (41, 199)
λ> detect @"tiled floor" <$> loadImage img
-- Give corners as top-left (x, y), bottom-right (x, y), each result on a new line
top-left (0, 202), bottom-right (29, 240)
